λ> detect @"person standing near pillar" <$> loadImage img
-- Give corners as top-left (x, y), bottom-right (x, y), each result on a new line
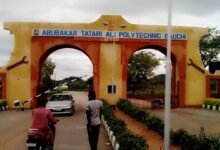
top-left (86, 90), bottom-right (103, 150)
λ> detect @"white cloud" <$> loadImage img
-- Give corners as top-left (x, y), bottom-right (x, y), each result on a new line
top-left (0, 29), bottom-right (13, 66)
top-left (49, 48), bottom-right (93, 80)
top-left (173, 0), bottom-right (220, 17)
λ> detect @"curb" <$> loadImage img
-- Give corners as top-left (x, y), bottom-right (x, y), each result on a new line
top-left (203, 104), bottom-right (220, 111)
top-left (102, 115), bottom-right (120, 150)
top-left (0, 105), bottom-right (8, 111)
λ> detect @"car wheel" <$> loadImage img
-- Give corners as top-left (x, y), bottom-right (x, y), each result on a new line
top-left (69, 107), bottom-right (74, 116)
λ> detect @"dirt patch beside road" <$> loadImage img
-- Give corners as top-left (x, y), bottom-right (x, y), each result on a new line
top-left (114, 108), bottom-right (163, 149)
top-left (114, 108), bottom-right (179, 150)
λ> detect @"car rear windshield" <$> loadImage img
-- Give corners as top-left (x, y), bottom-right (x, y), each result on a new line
top-left (50, 95), bottom-right (71, 101)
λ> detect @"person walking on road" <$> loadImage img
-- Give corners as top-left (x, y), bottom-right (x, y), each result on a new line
top-left (86, 90), bottom-right (103, 150)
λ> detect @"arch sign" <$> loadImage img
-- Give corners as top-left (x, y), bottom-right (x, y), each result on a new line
top-left (0, 15), bottom-right (216, 108)
top-left (33, 29), bottom-right (187, 40)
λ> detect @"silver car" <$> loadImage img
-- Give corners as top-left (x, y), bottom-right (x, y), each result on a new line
top-left (46, 93), bottom-right (75, 115)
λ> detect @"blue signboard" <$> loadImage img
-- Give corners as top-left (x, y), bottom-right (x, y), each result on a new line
top-left (32, 29), bottom-right (187, 40)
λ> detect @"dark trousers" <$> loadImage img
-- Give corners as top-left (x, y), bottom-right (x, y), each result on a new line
top-left (49, 123), bottom-right (56, 145)
top-left (87, 124), bottom-right (100, 150)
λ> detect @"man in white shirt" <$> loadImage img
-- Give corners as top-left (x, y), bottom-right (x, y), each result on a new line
top-left (86, 90), bottom-right (103, 150)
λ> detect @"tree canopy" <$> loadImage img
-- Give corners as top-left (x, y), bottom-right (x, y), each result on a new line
top-left (42, 58), bottom-right (56, 88)
top-left (58, 76), bottom-right (87, 90)
top-left (127, 51), bottom-right (162, 84)
top-left (200, 28), bottom-right (220, 67)
top-left (148, 74), bottom-right (165, 84)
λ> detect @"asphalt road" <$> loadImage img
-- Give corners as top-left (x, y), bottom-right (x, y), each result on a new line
top-left (129, 99), bottom-right (220, 135)
top-left (0, 91), bottom-right (113, 150)
top-left (149, 108), bottom-right (220, 135)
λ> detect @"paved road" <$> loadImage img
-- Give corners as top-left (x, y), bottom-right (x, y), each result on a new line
top-left (0, 109), bottom-right (31, 150)
top-left (149, 108), bottom-right (220, 135)
top-left (129, 99), bottom-right (220, 135)
top-left (0, 91), bottom-right (113, 150)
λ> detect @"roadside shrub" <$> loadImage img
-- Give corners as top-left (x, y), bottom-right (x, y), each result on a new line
top-left (204, 100), bottom-right (215, 106)
top-left (204, 98), bottom-right (220, 109)
top-left (193, 127), bottom-right (220, 150)
top-left (215, 101), bottom-right (220, 108)
top-left (118, 99), bottom-right (163, 135)
top-left (103, 103), bottom-right (126, 137)
top-left (171, 129), bottom-right (198, 149)
top-left (171, 127), bottom-right (220, 150)
top-left (102, 101), bottom-right (148, 150)
top-left (118, 130), bottom-right (147, 150)
top-left (196, 127), bottom-right (211, 150)
top-left (0, 99), bottom-right (7, 108)
top-left (117, 99), bottom-right (149, 122)
top-left (208, 135), bottom-right (220, 150)
top-left (145, 116), bottom-right (164, 136)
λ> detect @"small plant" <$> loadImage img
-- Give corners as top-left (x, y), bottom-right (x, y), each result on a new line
top-left (117, 99), bottom-right (149, 122)
top-left (145, 116), bottom-right (164, 136)
top-left (118, 131), bottom-right (147, 150)
top-left (0, 99), bottom-right (7, 110)
top-left (203, 98), bottom-right (220, 109)
top-left (118, 99), bottom-right (164, 135)
top-left (214, 100), bottom-right (220, 108)
top-left (171, 129), bottom-right (198, 149)
top-left (171, 127), bottom-right (220, 150)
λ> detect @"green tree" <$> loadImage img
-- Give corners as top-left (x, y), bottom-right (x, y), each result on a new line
top-left (65, 77), bottom-right (87, 90)
top-left (68, 80), bottom-right (86, 90)
top-left (86, 76), bottom-right (94, 91)
top-left (148, 74), bottom-right (165, 84)
top-left (200, 28), bottom-right (220, 67)
top-left (127, 51), bottom-right (161, 84)
top-left (86, 76), bottom-right (93, 86)
top-left (57, 76), bottom-right (88, 91)
top-left (42, 58), bottom-right (56, 88)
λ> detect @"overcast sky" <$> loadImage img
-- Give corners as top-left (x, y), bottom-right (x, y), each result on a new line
top-left (1, 0), bottom-right (220, 80)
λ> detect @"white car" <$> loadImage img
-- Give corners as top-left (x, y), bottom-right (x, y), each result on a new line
top-left (46, 93), bottom-right (75, 115)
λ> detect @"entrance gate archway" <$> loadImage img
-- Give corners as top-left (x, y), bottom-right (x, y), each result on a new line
top-left (36, 46), bottom-right (94, 105)
top-left (2, 15), bottom-right (208, 108)
top-left (34, 43), bottom-right (98, 107)
top-left (121, 42), bottom-right (185, 106)
top-left (127, 47), bottom-right (177, 107)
